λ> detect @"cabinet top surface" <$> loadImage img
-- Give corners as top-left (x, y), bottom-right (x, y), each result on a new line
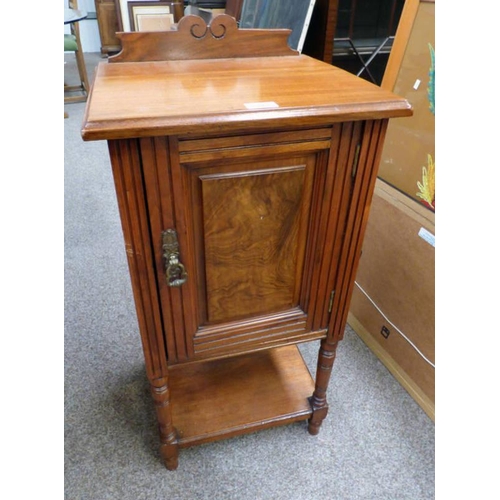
top-left (81, 20), bottom-right (411, 141)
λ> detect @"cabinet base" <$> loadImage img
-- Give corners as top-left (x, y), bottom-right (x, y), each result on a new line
top-left (168, 345), bottom-right (315, 447)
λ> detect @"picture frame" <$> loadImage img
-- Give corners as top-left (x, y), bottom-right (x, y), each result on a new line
top-left (378, 0), bottom-right (435, 211)
top-left (127, 1), bottom-right (182, 32)
top-left (381, 0), bottom-right (435, 91)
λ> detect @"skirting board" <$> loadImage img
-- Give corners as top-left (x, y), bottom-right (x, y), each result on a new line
top-left (348, 312), bottom-right (434, 420)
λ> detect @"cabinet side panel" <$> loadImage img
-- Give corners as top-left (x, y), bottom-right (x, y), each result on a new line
top-left (329, 120), bottom-right (389, 342)
top-left (314, 121), bottom-right (365, 329)
top-left (308, 122), bottom-right (364, 331)
top-left (107, 139), bottom-right (168, 378)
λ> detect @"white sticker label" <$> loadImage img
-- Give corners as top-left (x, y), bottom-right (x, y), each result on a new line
top-left (244, 101), bottom-right (279, 110)
top-left (413, 79), bottom-right (421, 90)
top-left (418, 227), bottom-right (435, 247)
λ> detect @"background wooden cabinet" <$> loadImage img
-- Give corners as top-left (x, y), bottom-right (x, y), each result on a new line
top-left (94, 0), bottom-right (121, 54)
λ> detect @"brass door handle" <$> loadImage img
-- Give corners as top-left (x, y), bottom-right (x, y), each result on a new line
top-left (162, 229), bottom-right (188, 287)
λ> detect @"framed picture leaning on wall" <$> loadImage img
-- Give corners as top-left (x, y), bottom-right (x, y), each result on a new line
top-left (127, 1), bottom-right (182, 31)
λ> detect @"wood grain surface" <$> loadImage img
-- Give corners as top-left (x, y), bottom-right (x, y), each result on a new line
top-left (82, 55), bottom-right (411, 141)
top-left (109, 14), bottom-right (297, 63)
top-left (202, 165), bottom-right (306, 323)
top-left (168, 344), bottom-right (315, 447)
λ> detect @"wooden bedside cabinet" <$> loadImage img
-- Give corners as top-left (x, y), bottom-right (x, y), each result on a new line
top-left (81, 14), bottom-right (411, 470)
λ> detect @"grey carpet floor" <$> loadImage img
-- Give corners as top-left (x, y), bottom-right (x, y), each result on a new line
top-left (64, 53), bottom-right (435, 500)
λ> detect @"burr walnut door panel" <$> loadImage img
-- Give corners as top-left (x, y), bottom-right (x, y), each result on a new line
top-left (141, 125), bottom-right (365, 363)
top-left (200, 163), bottom-right (309, 324)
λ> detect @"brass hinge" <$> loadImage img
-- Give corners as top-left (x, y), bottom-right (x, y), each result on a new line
top-left (351, 143), bottom-right (361, 178)
top-left (328, 290), bottom-right (336, 314)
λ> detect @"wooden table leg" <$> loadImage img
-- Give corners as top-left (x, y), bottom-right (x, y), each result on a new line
top-left (150, 376), bottom-right (179, 470)
top-left (308, 339), bottom-right (338, 435)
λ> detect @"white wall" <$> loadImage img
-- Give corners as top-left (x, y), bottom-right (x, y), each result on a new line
top-left (65, 0), bottom-right (102, 53)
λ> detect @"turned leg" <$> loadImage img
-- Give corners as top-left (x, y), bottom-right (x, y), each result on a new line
top-left (308, 339), bottom-right (338, 435)
top-left (150, 376), bottom-right (179, 470)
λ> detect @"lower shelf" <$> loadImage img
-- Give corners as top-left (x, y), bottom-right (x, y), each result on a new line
top-left (168, 345), bottom-right (315, 447)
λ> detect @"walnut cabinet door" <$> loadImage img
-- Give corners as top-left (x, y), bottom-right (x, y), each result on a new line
top-left (139, 122), bottom-right (375, 364)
